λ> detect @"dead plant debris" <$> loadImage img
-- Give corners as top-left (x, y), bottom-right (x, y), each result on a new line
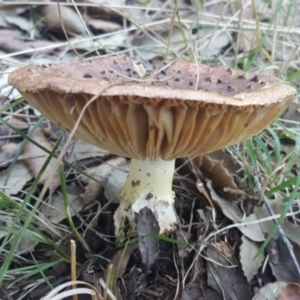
top-left (1, 0), bottom-right (300, 299)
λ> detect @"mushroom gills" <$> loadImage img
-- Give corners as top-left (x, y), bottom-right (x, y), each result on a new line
top-left (114, 157), bottom-right (176, 237)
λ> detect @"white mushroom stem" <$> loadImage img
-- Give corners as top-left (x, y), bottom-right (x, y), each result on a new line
top-left (114, 157), bottom-right (177, 236)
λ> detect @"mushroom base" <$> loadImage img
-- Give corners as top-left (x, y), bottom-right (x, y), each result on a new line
top-left (114, 158), bottom-right (177, 237)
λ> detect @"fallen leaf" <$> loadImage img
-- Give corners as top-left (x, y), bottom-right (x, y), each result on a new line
top-left (110, 243), bottom-right (138, 297)
top-left (277, 282), bottom-right (300, 300)
top-left (207, 180), bottom-right (265, 241)
top-left (132, 26), bottom-right (188, 60)
top-left (237, 30), bottom-right (258, 53)
top-left (193, 28), bottom-right (230, 59)
top-left (40, 185), bottom-right (84, 224)
top-left (23, 127), bottom-right (60, 189)
top-left (253, 282), bottom-right (287, 300)
top-left (42, 5), bottom-right (86, 34)
top-left (269, 238), bottom-right (300, 282)
top-left (104, 162), bottom-right (130, 202)
top-left (0, 162), bottom-right (32, 196)
top-left (80, 157), bottom-right (127, 204)
top-left (87, 18), bottom-right (122, 32)
top-left (6, 15), bottom-right (33, 32)
top-left (0, 143), bottom-right (21, 168)
top-left (67, 139), bottom-right (108, 163)
top-left (206, 244), bottom-right (252, 300)
top-left (240, 235), bottom-right (265, 282)
top-left (194, 154), bottom-right (238, 201)
top-left (13, 236), bottom-right (38, 255)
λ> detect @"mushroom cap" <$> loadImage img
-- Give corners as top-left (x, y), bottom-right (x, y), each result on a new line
top-left (8, 56), bottom-right (296, 160)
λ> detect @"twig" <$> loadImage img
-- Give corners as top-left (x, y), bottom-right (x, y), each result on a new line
top-left (255, 176), bottom-right (300, 278)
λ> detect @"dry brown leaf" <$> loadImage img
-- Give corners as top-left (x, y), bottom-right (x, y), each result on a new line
top-left (240, 235), bottom-right (265, 282)
top-left (0, 162), bottom-right (32, 196)
top-left (80, 157), bottom-right (127, 204)
top-left (207, 180), bottom-right (265, 242)
top-left (23, 127), bottom-right (60, 189)
top-left (194, 154), bottom-right (238, 201)
top-left (42, 5), bottom-right (86, 34)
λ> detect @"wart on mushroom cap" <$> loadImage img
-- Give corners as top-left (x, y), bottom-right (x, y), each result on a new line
top-left (8, 56), bottom-right (296, 236)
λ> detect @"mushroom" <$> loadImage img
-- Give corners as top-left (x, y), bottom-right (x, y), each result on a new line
top-left (8, 56), bottom-right (296, 236)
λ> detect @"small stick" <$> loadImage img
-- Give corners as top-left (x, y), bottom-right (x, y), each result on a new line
top-left (70, 239), bottom-right (78, 300)
top-left (255, 176), bottom-right (300, 278)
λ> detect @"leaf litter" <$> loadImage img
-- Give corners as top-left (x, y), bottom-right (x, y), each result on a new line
top-left (1, 0), bottom-right (300, 299)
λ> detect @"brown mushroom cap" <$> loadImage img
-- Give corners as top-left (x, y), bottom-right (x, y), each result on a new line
top-left (8, 56), bottom-right (296, 160)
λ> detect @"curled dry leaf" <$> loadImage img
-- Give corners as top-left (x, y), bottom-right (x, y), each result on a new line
top-left (80, 157), bottom-right (127, 204)
top-left (240, 235), bottom-right (265, 282)
top-left (23, 127), bottom-right (60, 190)
top-left (194, 153), bottom-right (238, 201)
